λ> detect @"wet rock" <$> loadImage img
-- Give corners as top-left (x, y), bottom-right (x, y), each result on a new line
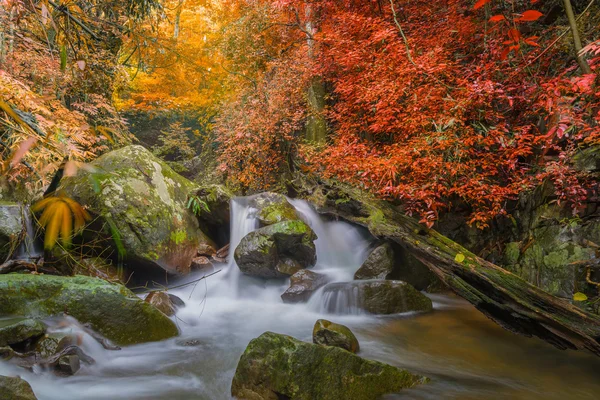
top-left (57, 354), bottom-right (81, 376)
top-left (235, 221), bottom-right (317, 279)
top-left (197, 242), bottom-right (217, 257)
top-left (231, 332), bottom-right (427, 400)
top-left (354, 242), bottom-right (394, 280)
top-left (360, 280), bottom-right (432, 314)
top-left (58, 145), bottom-right (215, 275)
top-left (176, 338), bottom-right (202, 347)
top-left (191, 256), bottom-right (213, 270)
top-left (0, 274), bottom-right (178, 346)
top-left (251, 192), bottom-right (299, 226)
top-left (321, 280), bottom-right (432, 315)
top-left (0, 375), bottom-right (38, 400)
top-left (313, 319), bottom-right (359, 353)
top-left (216, 243), bottom-right (230, 259)
top-left (0, 318), bottom-right (45, 347)
top-left (145, 291), bottom-right (178, 316)
top-left (275, 258), bottom-right (303, 276)
top-left (168, 294), bottom-right (186, 309)
top-left (0, 202), bottom-right (23, 262)
top-left (281, 270), bottom-right (328, 303)
top-left (35, 332), bottom-right (77, 359)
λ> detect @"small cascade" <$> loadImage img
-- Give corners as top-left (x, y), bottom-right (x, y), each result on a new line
top-left (223, 197), bottom-right (259, 290)
top-left (317, 282), bottom-right (364, 315)
top-left (13, 205), bottom-right (43, 261)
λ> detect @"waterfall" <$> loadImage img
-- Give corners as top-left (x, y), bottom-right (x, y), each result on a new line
top-left (13, 205), bottom-right (43, 261)
top-left (185, 195), bottom-right (372, 309)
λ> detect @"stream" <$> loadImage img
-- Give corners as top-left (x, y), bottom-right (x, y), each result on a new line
top-left (2, 197), bottom-right (600, 399)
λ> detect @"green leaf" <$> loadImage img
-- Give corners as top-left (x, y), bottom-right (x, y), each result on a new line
top-left (455, 253), bottom-right (465, 263)
top-left (60, 45), bottom-right (67, 71)
top-left (573, 292), bottom-right (588, 302)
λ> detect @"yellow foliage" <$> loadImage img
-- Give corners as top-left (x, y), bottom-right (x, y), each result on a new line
top-left (573, 292), bottom-right (588, 302)
top-left (32, 194), bottom-right (92, 250)
top-left (455, 253), bottom-right (466, 263)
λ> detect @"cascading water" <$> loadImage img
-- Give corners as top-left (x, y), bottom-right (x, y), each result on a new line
top-left (3, 197), bottom-right (600, 400)
top-left (13, 205), bottom-right (43, 261)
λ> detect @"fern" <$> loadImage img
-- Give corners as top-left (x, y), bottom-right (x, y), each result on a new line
top-left (187, 195), bottom-right (210, 216)
top-left (32, 194), bottom-right (91, 250)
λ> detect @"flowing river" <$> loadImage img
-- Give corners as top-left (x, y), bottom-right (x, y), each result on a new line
top-left (2, 197), bottom-right (600, 399)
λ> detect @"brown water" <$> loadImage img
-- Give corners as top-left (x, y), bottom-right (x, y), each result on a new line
top-left (360, 295), bottom-right (600, 400)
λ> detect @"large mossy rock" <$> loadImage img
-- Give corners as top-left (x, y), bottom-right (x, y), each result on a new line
top-left (0, 375), bottom-right (38, 400)
top-left (313, 319), bottom-right (359, 353)
top-left (231, 332), bottom-right (427, 400)
top-left (0, 202), bottom-right (23, 262)
top-left (354, 242), bottom-right (394, 280)
top-left (58, 145), bottom-right (214, 275)
top-left (281, 270), bottom-right (328, 303)
top-left (234, 221), bottom-right (317, 279)
top-left (250, 193), bottom-right (299, 227)
top-left (0, 318), bottom-right (45, 347)
top-left (0, 274), bottom-right (178, 346)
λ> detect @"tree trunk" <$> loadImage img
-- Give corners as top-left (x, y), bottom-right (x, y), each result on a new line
top-left (563, 0), bottom-right (592, 74)
top-left (296, 178), bottom-right (600, 356)
top-left (304, 4), bottom-right (327, 144)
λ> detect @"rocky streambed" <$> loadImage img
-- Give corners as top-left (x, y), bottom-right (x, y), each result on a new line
top-left (2, 145), bottom-right (600, 399)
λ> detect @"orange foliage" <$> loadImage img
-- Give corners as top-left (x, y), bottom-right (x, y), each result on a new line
top-left (215, 0), bottom-right (600, 228)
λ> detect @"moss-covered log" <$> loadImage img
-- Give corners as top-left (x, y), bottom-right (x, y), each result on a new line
top-left (297, 179), bottom-right (600, 356)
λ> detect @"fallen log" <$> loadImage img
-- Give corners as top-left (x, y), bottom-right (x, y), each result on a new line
top-left (296, 179), bottom-right (600, 356)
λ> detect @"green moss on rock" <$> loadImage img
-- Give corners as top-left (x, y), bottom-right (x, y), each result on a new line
top-left (58, 145), bottom-right (214, 274)
top-left (231, 331), bottom-right (427, 400)
top-left (0, 318), bottom-right (45, 347)
top-left (0, 274), bottom-right (178, 346)
top-left (313, 319), bottom-right (359, 353)
top-left (0, 375), bottom-right (38, 400)
top-left (234, 220), bottom-right (317, 279)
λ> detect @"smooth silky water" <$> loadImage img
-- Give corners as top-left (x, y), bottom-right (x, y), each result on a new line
top-left (2, 197), bottom-right (600, 399)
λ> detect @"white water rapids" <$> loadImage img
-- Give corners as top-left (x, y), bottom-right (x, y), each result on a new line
top-left (1, 197), bottom-right (600, 399)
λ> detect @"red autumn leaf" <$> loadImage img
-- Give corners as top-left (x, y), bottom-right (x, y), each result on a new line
top-left (518, 10), bottom-right (543, 22)
top-left (474, 0), bottom-right (491, 10)
top-left (508, 29), bottom-right (522, 42)
top-left (489, 15), bottom-right (506, 22)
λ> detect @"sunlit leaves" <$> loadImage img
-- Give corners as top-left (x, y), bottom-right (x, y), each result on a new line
top-left (32, 194), bottom-right (92, 250)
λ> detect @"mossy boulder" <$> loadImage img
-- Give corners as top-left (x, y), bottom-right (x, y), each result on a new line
top-left (360, 280), bottom-right (432, 314)
top-left (231, 331), bottom-right (427, 400)
top-left (57, 145), bottom-right (214, 275)
top-left (250, 193), bottom-right (299, 227)
top-left (354, 242), bottom-right (394, 280)
top-left (0, 318), bottom-right (45, 347)
top-left (313, 319), bottom-right (359, 353)
top-left (0, 375), bottom-right (38, 400)
top-left (0, 274), bottom-right (178, 346)
top-left (281, 270), bottom-right (328, 303)
top-left (234, 221), bottom-right (317, 279)
top-left (0, 202), bottom-right (23, 262)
